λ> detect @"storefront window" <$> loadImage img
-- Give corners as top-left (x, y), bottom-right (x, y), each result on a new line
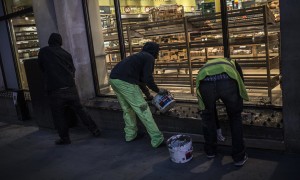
top-left (94, 0), bottom-right (281, 105)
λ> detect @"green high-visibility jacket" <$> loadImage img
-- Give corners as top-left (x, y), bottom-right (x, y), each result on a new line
top-left (196, 58), bottom-right (249, 110)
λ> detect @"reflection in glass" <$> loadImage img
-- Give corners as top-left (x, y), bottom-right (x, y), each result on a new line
top-left (3, 0), bottom-right (33, 14)
top-left (9, 12), bottom-right (39, 90)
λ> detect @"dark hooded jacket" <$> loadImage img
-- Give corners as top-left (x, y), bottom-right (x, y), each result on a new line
top-left (110, 42), bottom-right (160, 93)
top-left (38, 33), bottom-right (76, 92)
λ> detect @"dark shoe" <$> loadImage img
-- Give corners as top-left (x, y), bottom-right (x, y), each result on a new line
top-left (127, 133), bottom-right (145, 142)
top-left (234, 154), bottom-right (248, 167)
top-left (92, 129), bottom-right (101, 137)
top-left (207, 154), bottom-right (216, 159)
top-left (55, 139), bottom-right (71, 145)
top-left (156, 141), bottom-right (166, 148)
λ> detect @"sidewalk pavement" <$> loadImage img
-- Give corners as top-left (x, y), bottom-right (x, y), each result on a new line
top-left (0, 120), bottom-right (299, 180)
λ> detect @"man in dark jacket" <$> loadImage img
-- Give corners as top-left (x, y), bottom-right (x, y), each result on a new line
top-left (38, 33), bottom-right (100, 145)
top-left (109, 42), bottom-right (167, 148)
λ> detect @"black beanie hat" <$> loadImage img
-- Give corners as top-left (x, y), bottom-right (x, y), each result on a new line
top-left (48, 33), bottom-right (62, 46)
top-left (142, 42), bottom-right (159, 59)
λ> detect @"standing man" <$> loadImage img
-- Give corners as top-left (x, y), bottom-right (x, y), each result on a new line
top-left (38, 33), bottom-right (101, 145)
top-left (196, 58), bottom-right (249, 166)
top-left (109, 42), bottom-right (167, 148)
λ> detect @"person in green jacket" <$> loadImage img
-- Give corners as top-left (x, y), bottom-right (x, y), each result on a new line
top-left (196, 58), bottom-right (249, 167)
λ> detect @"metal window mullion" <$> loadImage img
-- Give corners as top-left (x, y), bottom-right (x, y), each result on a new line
top-left (184, 17), bottom-right (194, 94)
top-left (263, 6), bottom-right (272, 102)
top-left (113, 0), bottom-right (126, 60)
top-left (220, 0), bottom-right (230, 58)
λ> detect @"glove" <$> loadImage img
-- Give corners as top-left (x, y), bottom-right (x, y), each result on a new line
top-left (145, 95), bottom-right (153, 101)
top-left (158, 88), bottom-right (168, 95)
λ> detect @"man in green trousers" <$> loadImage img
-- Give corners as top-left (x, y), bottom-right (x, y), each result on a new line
top-left (109, 42), bottom-right (167, 148)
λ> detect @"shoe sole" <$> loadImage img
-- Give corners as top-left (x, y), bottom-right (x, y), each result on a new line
top-left (207, 154), bottom-right (216, 158)
top-left (234, 156), bottom-right (248, 167)
top-left (126, 133), bottom-right (145, 142)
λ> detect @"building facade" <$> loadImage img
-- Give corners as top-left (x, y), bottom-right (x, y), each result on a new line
top-left (0, 0), bottom-right (299, 153)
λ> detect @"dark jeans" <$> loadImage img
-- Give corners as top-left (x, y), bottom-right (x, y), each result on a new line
top-left (199, 78), bottom-right (246, 162)
top-left (49, 87), bottom-right (98, 140)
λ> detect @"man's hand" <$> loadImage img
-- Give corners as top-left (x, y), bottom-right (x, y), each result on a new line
top-left (158, 88), bottom-right (168, 95)
top-left (145, 95), bottom-right (154, 101)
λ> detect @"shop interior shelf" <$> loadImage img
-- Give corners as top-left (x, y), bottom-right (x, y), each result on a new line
top-left (130, 18), bottom-right (184, 30)
top-left (190, 41), bottom-right (223, 48)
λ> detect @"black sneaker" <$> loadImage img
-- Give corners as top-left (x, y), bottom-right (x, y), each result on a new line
top-left (234, 154), bottom-right (248, 167)
top-left (92, 129), bottom-right (101, 137)
top-left (156, 141), bottom-right (166, 148)
top-left (55, 139), bottom-right (71, 145)
top-left (207, 154), bottom-right (216, 159)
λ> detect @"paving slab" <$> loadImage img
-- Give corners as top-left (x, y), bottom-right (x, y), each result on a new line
top-left (0, 121), bottom-right (299, 180)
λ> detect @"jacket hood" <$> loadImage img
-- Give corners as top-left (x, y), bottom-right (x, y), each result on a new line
top-left (142, 42), bottom-right (159, 59)
top-left (48, 33), bottom-right (62, 46)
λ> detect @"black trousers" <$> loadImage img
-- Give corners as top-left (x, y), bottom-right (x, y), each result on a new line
top-left (199, 78), bottom-right (246, 162)
top-left (49, 87), bottom-right (98, 140)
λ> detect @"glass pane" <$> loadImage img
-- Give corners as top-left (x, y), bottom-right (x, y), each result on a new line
top-left (98, 0), bottom-right (119, 95)
top-left (9, 12), bottom-right (39, 90)
top-left (226, 0), bottom-right (281, 105)
top-left (3, 0), bottom-right (33, 14)
top-left (118, 1), bottom-right (195, 94)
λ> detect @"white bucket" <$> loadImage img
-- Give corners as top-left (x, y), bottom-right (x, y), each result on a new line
top-left (167, 134), bottom-right (193, 163)
top-left (152, 93), bottom-right (176, 113)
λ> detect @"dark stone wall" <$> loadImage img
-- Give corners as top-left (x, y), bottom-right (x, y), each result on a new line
top-left (280, 0), bottom-right (300, 152)
top-left (86, 102), bottom-right (284, 142)
top-left (0, 96), bottom-right (18, 121)
top-left (0, 95), bottom-right (33, 122)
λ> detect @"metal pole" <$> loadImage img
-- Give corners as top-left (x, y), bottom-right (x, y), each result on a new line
top-left (113, 0), bottom-right (126, 59)
top-left (183, 17), bottom-right (194, 94)
top-left (126, 25), bottom-right (133, 55)
top-left (263, 6), bottom-right (272, 102)
top-left (220, 0), bottom-right (230, 58)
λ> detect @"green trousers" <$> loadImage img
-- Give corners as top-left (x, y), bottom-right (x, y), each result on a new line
top-left (109, 79), bottom-right (164, 147)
